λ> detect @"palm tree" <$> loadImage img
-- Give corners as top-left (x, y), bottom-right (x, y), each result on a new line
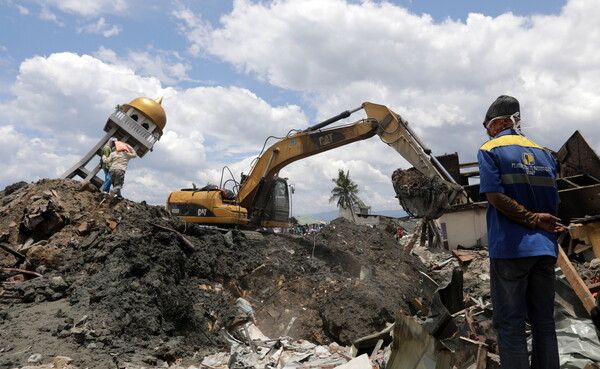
top-left (329, 169), bottom-right (359, 222)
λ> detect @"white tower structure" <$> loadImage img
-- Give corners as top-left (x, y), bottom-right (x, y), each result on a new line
top-left (61, 96), bottom-right (167, 187)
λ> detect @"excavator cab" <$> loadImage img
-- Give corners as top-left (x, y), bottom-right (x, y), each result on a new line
top-left (248, 176), bottom-right (290, 228)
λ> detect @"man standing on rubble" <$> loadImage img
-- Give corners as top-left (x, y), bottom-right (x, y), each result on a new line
top-left (477, 95), bottom-right (564, 369)
top-left (102, 138), bottom-right (137, 200)
top-left (100, 139), bottom-right (113, 194)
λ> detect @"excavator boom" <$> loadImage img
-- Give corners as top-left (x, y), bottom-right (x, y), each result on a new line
top-left (237, 119), bottom-right (378, 208)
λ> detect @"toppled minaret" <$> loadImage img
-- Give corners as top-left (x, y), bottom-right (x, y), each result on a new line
top-left (60, 96), bottom-right (167, 187)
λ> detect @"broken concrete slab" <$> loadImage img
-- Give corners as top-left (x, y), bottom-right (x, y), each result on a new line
top-left (386, 312), bottom-right (453, 369)
top-left (334, 353), bottom-right (371, 369)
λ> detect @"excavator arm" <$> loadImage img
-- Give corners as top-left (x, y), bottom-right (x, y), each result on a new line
top-left (238, 102), bottom-right (465, 223)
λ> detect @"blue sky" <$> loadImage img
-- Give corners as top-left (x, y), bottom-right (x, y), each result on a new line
top-left (2, 0), bottom-right (598, 217)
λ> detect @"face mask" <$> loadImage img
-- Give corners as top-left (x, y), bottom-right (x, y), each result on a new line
top-left (484, 112), bottom-right (521, 138)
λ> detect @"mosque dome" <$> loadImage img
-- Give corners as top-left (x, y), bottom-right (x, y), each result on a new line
top-left (123, 97), bottom-right (167, 135)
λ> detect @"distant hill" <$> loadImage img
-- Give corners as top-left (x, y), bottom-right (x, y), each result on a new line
top-left (297, 209), bottom-right (410, 222)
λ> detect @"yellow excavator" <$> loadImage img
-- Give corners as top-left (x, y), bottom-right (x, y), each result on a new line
top-left (166, 102), bottom-right (467, 228)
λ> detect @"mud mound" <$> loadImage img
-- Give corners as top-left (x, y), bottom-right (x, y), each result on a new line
top-left (0, 179), bottom-right (429, 368)
top-left (241, 218), bottom-right (427, 345)
top-left (315, 218), bottom-right (426, 340)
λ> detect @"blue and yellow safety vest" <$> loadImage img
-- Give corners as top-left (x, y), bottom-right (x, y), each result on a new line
top-left (478, 129), bottom-right (560, 258)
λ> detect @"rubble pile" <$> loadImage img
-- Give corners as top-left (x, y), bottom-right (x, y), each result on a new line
top-left (0, 179), bottom-right (428, 369)
top-left (4, 179), bottom-right (600, 369)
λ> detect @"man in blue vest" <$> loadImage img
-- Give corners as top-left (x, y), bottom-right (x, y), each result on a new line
top-left (477, 95), bottom-right (564, 369)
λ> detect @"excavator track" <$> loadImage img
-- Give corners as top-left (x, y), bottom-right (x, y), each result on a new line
top-left (211, 226), bottom-right (266, 241)
top-left (241, 230), bottom-right (265, 241)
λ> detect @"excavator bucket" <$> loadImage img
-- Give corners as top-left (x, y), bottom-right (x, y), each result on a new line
top-left (363, 102), bottom-right (468, 219)
top-left (391, 168), bottom-right (462, 220)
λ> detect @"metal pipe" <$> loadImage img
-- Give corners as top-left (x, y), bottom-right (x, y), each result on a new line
top-left (304, 106), bottom-right (363, 132)
top-left (395, 116), bottom-right (432, 154)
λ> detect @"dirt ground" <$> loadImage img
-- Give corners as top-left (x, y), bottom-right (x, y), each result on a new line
top-left (1, 179), bottom-right (434, 369)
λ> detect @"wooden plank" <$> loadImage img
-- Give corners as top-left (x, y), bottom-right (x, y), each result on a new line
top-left (409, 298), bottom-right (428, 315)
top-left (475, 346), bottom-right (488, 369)
top-left (452, 250), bottom-right (478, 263)
top-left (404, 218), bottom-right (425, 254)
top-left (557, 246), bottom-right (596, 314)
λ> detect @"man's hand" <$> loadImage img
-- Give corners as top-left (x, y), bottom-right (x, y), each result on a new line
top-left (536, 213), bottom-right (565, 233)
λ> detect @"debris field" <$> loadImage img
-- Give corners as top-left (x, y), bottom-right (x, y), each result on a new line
top-left (2, 178), bottom-right (599, 369)
top-left (1, 178), bottom-right (439, 369)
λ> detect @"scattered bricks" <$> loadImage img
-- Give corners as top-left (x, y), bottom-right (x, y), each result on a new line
top-left (107, 221), bottom-right (118, 231)
top-left (77, 222), bottom-right (91, 236)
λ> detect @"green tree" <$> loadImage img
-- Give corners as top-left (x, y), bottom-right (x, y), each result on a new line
top-left (329, 169), bottom-right (359, 222)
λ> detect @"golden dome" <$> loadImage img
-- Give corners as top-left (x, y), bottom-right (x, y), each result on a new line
top-left (123, 97), bottom-right (167, 135)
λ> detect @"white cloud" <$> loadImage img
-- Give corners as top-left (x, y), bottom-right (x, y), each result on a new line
top-left (14, 3), bottom-right (30, 15)
top-left (29, 0), bottom-right (128, 17)
top-left (172, 5), bottom-right (214, 57)
top-left (179, 0), bottom-right (600, 162)
top-left (77, 17), bottom-right (122, 37)
top-left (2, 53), bottom-right (163, 137)
top-left (0, 125), bottom-right (68, 184)
top-left (94, 46), bottom-right (192, 85)
top-left (0, 51), bottom-right (381, 215)
top-left (38, 5), bottom-right (64, 26)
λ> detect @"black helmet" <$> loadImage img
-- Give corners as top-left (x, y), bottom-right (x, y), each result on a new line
top-left (483, 95), bottom-right (520, 127)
